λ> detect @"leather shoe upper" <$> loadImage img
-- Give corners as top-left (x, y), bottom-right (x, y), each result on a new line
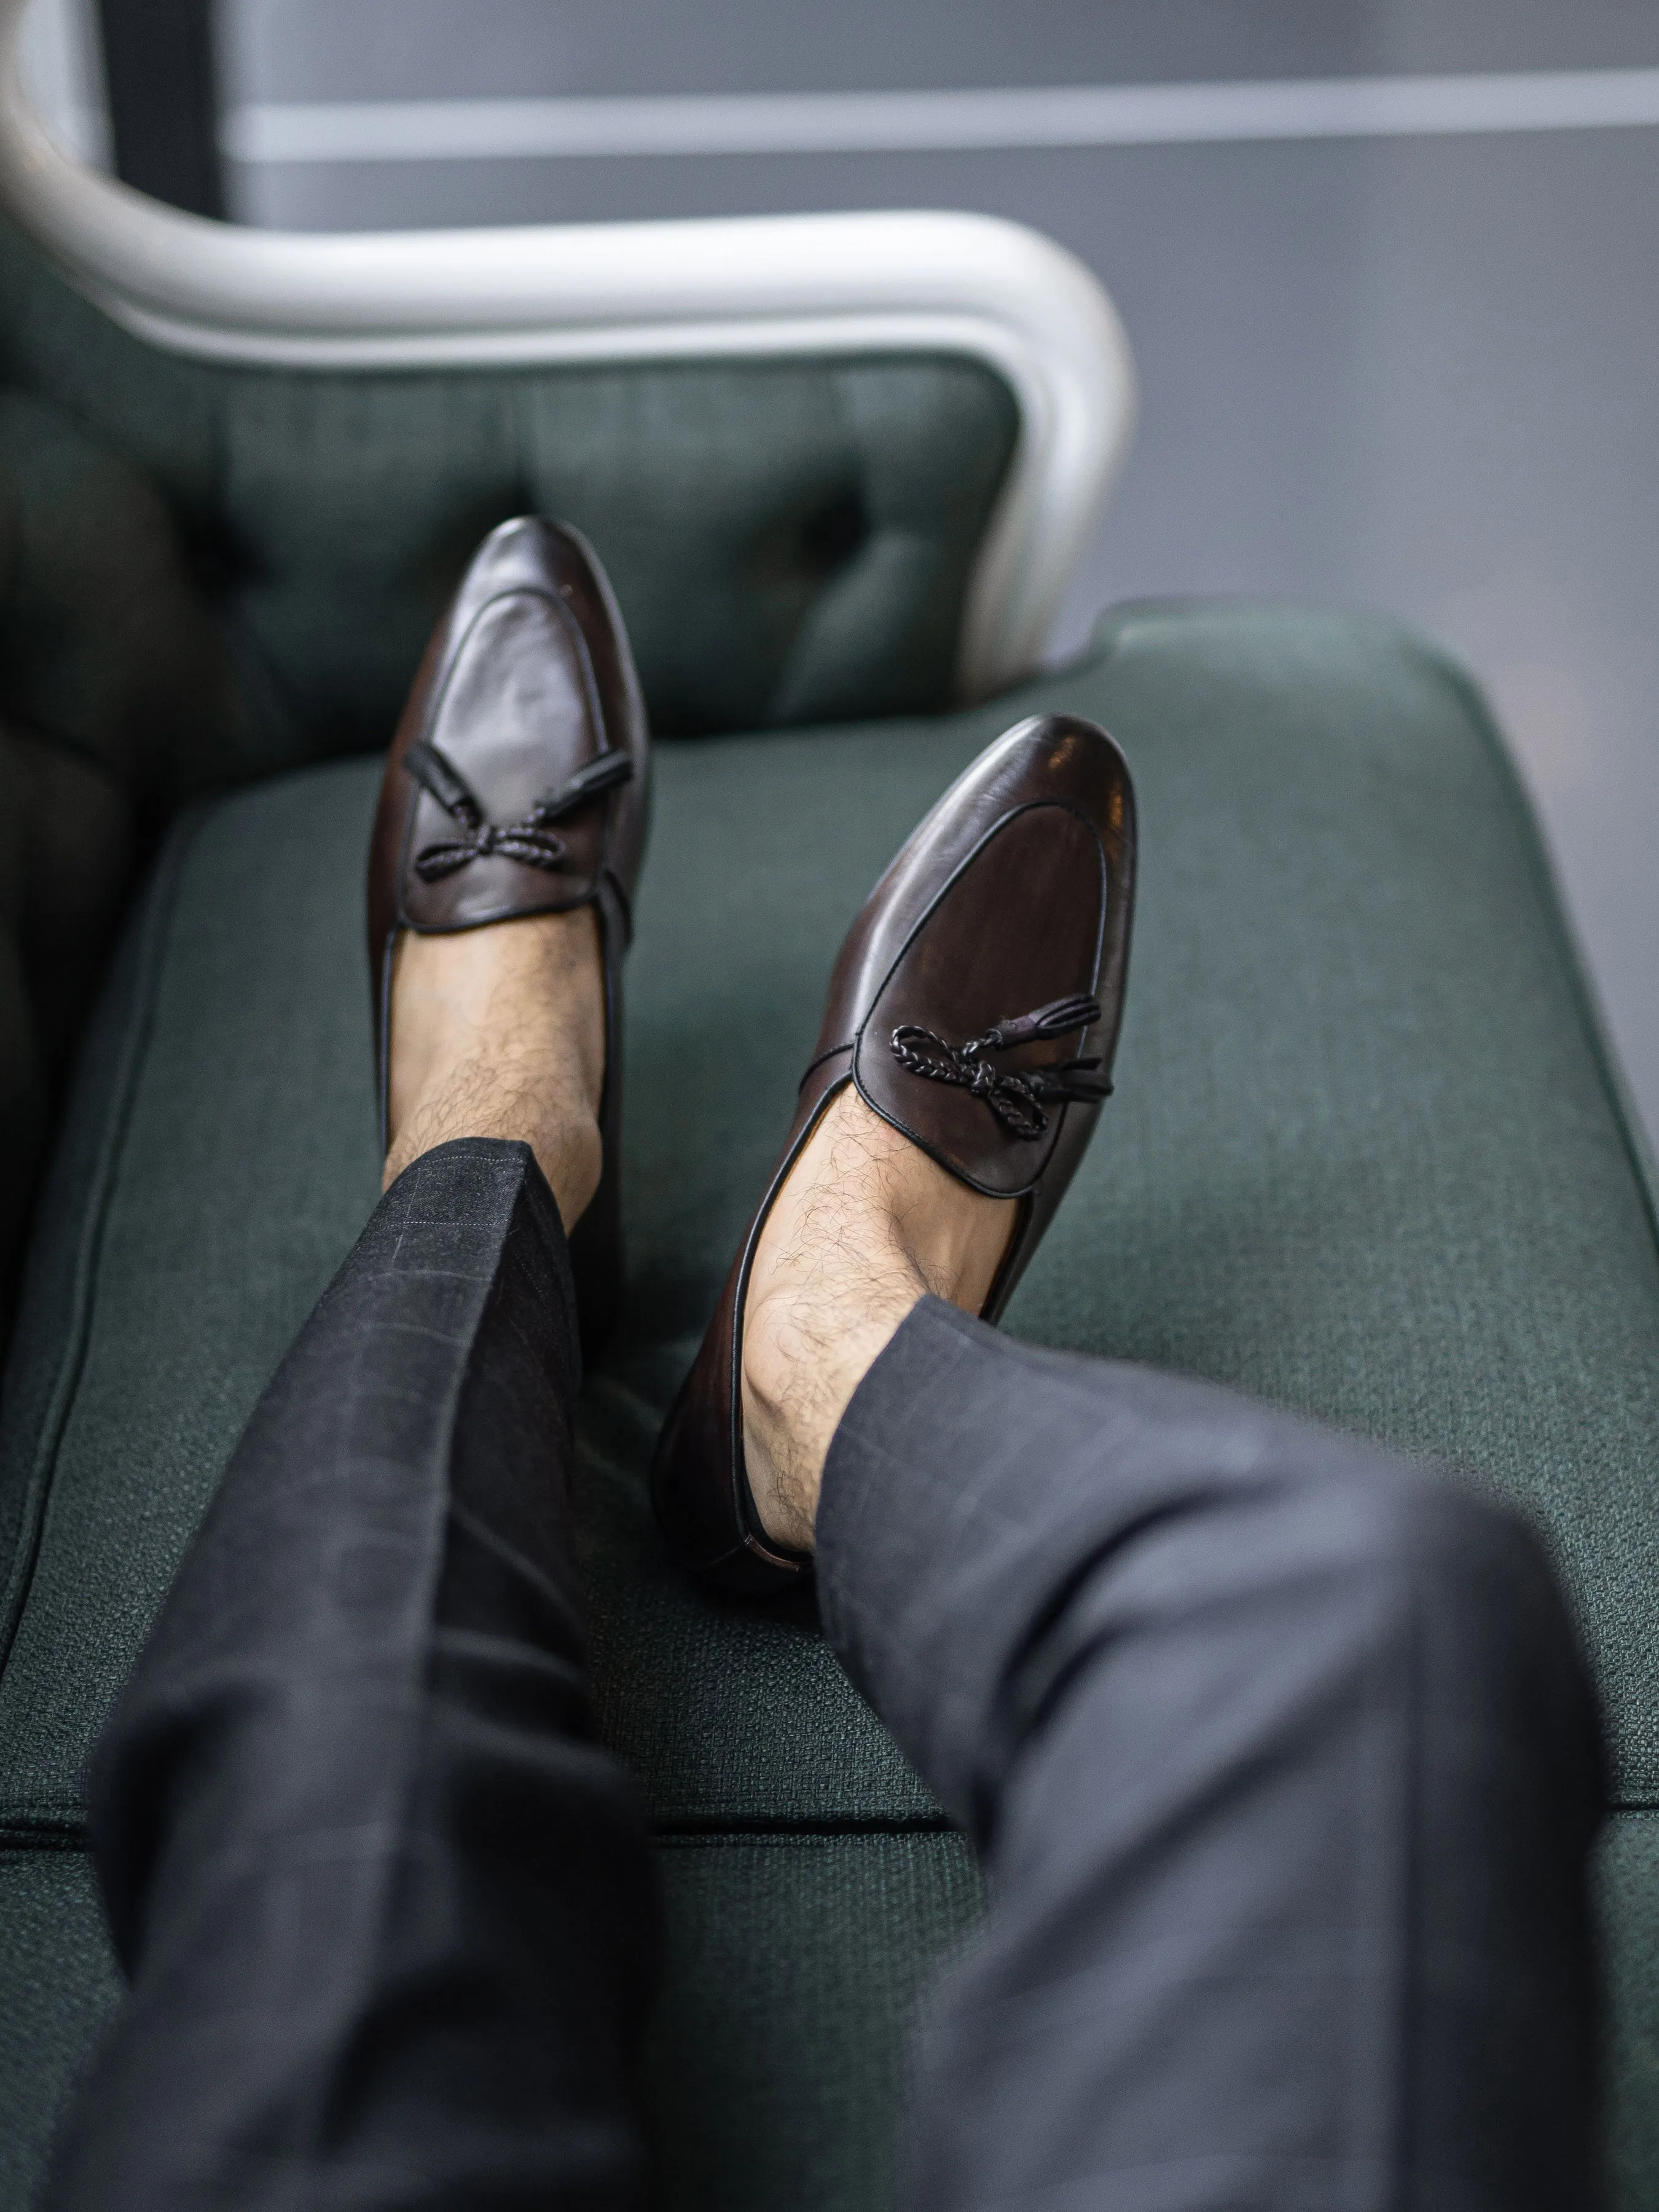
top-left (367, 514), bottom-right (648, 1022)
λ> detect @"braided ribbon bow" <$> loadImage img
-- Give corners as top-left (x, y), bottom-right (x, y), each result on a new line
top-left (405, 737), bottom-right (633, 884)
top-left (890, 992), bottom-right (1111, 1140)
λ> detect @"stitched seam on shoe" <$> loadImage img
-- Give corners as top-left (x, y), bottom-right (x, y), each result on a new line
top-left (0, 814), bottom-right (203, 1690)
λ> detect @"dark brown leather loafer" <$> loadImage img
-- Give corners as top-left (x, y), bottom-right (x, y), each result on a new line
top-left (367, 515), bottom-right (649, 1342)
top-left (651, 712), bottom-right (1134, 1593)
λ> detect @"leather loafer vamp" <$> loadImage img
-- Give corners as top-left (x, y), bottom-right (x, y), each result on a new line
top-left (369, 517), bottom-right (648, 1021)
top-left (396, 593), bottom-right (632, 935)
top-left (848, 745), bottom-right (1126, 1211)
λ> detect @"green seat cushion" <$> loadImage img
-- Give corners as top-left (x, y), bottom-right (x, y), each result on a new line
top-left (643, 1834), bottom-right (982, 2211)
top-left (1602, 1814), bottom-right (1659, 2204)
top-left (0, 1837), bottom-right (981, 2212)
top-left (0, 1850), bottom-right (119, 2210)
top-left (2, 598), bottom-right (1658, 2202)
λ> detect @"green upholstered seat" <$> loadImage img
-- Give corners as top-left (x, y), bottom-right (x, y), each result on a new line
top-left (0, 214), bottom-right (1653, 2212)
top-left (2, 602), bottom-right (1658, 2205)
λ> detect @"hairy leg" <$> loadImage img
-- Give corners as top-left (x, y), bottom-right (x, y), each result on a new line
top-left (384, 909), bottom-right (605, 1224)
top-left (740, 1086), bottom-right (1016, 1548)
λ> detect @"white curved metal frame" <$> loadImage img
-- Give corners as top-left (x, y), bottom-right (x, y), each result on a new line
top-left (0, 0), bottom-right (1135, 698)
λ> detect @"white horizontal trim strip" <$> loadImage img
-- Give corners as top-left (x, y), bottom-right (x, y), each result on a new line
top-left (221, 67), bottom-right (1659, 167)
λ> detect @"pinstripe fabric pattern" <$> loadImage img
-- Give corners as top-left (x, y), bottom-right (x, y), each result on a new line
top-left (49, 1139), bottom-right (657, 2211)
top-left (820, 1299), bottom-right (1606, 2212)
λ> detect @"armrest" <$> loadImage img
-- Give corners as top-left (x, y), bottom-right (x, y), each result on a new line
top-left (0, 0), bottom-right (1134, 701)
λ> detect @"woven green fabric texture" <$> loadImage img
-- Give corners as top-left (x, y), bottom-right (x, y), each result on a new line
top-left (1, 598), bottom-right (1657, 2199)
top-left (0, 224), bottom-right (1018, 767)
top-left (1602, 1813), bottom-right (1659, 2206)
top-left (0, 1837), bottom-right (982, 2212)
top-left (645, 1834), bottom-right (983, 2212)
top-left (0, 1851), bottom-right (120, 2210)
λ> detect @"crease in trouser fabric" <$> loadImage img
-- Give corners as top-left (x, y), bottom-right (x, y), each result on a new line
top-left (815, 1295), bottom-right (1606, 2212)
top-left (35, 1162), bottom-right (1606, 2212)
top-left (47, 1137), bottom-right (658, 2212)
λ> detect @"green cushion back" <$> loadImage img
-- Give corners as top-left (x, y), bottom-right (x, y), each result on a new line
top-left (0, 223), bottom-right (1019, 764)
top-left (1, 603), bottom-right (1657, 2204)
top-left (0, 382), bottom-right (253, 1288)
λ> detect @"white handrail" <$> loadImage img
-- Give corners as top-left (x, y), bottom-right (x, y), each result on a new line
top-left (0, 0), bottom-right (1136, 696)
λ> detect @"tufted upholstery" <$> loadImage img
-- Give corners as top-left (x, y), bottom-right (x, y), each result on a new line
top-left (0, 226), bottom-right (1018, 762)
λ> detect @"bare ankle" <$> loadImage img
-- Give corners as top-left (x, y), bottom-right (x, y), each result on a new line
top-left (383, 1061), bottom-right (602, 1218)
top-left (742, 1284), bottom-right (917, 1551)
top-left (739, 1088), bottom-right (1016, 1551)
top-left (383, 909), bottom-right (606, 1225)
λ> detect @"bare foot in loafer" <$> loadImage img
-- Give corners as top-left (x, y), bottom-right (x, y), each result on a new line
top-left (740, 1086), bottom-right (1016, 1551)
top-left (367, 515), bottom-right (651, 1350)
top-left (650, 713), bottom-right (1135, 1594)
top-left (383, 907), bottom-right (606, 1229)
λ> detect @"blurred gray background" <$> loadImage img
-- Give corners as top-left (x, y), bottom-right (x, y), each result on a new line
top-left (55, 1), bottom-right (1659, 1153)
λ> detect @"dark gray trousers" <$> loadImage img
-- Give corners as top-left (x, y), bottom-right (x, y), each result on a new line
top-left (49, 1139), bottom-right (1603, 2211)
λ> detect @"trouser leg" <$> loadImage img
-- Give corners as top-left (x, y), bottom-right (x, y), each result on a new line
top-left (49, 1137), bottom-right (657, 2212)
top-left (817, 1298), bottom-right (1604, 2212)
